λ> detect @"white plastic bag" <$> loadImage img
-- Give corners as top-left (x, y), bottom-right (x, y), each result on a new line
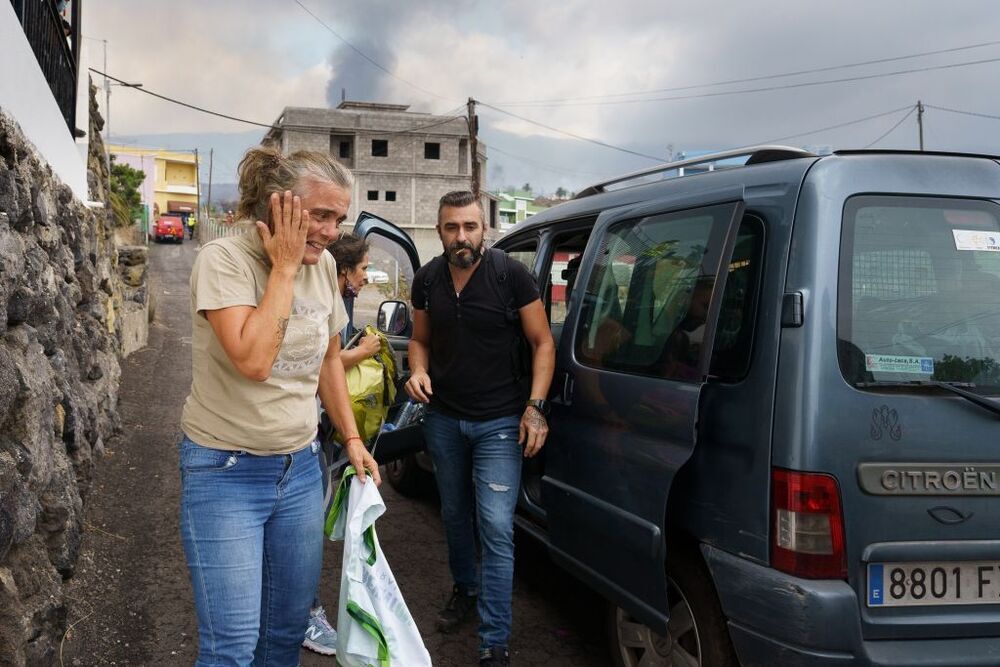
top-left (326, 467), bottom-right (433, 667)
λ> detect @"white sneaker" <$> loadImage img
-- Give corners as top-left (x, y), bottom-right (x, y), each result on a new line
top-left (302, 606), bottom-right (338, 656)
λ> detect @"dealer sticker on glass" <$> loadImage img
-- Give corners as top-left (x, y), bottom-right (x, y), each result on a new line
top-left (865, 354), bottom-right (934, 374)
top-left (953, 229), bottom-right (1000, 252)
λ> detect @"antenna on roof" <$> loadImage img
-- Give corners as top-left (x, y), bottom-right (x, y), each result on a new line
top-left (341, 88), bottom-right (346, 103)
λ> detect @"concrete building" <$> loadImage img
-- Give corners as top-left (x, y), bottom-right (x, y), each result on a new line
top-left (496, 189), bottom-right (548, 231)
top-left (108, 145), bottom-right (199, 222)
top-left (263, 102), bottom-right (493, 262)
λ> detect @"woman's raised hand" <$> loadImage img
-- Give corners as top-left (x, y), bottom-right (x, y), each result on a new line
top-left (256, 191), bottom-right (308, 274)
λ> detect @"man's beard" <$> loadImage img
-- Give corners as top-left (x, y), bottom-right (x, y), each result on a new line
top-left (446, 240), bottom-right (484, 268)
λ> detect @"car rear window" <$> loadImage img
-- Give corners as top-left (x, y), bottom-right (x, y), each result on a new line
top-left (839, 195), bottom-right (1000, 395)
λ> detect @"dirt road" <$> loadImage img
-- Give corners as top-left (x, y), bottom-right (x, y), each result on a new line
top-left (61, 239), bottom-right (609, 666)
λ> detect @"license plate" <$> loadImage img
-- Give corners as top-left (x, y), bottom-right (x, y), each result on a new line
top-left (868, 561), bottom-right (1000, 607)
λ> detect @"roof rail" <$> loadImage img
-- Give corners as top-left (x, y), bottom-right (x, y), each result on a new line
top-left (573, 145), bottom-right (817, 199)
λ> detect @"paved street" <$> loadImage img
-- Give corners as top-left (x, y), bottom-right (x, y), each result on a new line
top-left (61, 238), bottom-right (611, 666)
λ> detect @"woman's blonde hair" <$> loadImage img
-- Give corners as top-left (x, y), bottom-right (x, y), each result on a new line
top-left (236, 146), bottom-right (354, 223)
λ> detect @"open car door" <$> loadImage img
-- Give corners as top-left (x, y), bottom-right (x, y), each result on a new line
top-left (350, 211), bottom-right (425, 465)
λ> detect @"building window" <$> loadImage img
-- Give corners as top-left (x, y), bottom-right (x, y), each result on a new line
top-left (367, 190), bottom-right (379, 201)
top-left (424, 142), bottom-right (441, 160)
top-left (339, 141), bottom-right (351, 159)
top-left (385, 191), bottom-right (397, 202)
top-left (371, 139), bottom-right (388, 157)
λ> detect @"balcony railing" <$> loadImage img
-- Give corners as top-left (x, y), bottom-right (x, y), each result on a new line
top-left (10, 0), bottom-right (81, 135)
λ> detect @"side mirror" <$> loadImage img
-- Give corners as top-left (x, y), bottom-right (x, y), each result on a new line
top-left (378, 300), bottom-right (410, 336)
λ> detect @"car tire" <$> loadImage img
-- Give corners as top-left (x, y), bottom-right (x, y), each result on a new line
top-left (383, 455), bottom-right (432, 497)
top-left (607, 545), bottom-right (738, 667)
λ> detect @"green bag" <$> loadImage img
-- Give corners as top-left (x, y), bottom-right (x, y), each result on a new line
top-left (335, 325), bottom-right (397, 446)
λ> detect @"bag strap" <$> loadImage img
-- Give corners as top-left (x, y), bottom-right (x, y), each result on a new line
top-left (486, 247), bottom-right (520, 324)
top-left (421, 255), bottom-right (447, 312)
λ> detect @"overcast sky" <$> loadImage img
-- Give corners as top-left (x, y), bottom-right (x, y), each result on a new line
top-left (86, 0), bottom-right (1000, 195)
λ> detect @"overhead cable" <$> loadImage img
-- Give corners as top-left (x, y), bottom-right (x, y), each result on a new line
top-left (477, 101), bottom-right (663, 162)
top-left (925, 104), bottom-right (1000, 122)
top-left (492, 39), bottom-right (1000, 105)
top-left (293, 0), bottom-right (453, 103)
top-left (487, 55), bottom-right (1000, 108)
top-left (88, 69), bottom-right (463, 137)
top-left (864, 106), bottom-right (918, 148)
top-left (487, 143), bottom-right (614, 178)
top-left (760, 104), bottom-right (915, 144)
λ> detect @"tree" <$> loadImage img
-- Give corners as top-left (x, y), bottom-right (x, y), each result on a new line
top-left (555, 186), bottom-right (568, 199)
top-left (109, 154), bottom-right (146, 227)
top-left (521, 182), bottom-right (532, 194)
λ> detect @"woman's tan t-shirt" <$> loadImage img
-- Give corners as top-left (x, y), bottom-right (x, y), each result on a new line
top-left (181, 231), bottom-right (349, 455)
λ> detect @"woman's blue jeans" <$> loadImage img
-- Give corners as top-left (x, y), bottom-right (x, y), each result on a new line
top-left (423, 410), bottom-right (522, 650)
top-left (178, 435), bottom-right (324, 667)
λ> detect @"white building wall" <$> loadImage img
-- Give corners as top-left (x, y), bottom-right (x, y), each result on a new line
top-left (0, 3), bottom-right (89, 200)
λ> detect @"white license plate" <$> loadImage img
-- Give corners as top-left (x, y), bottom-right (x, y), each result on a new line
top-left (868, 561), bottom-right (1000, 607)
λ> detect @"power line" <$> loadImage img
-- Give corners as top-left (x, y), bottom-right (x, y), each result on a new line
top-left (487, 55), bottom-right (1000, 108)
top-left (88, 68), bottom-right (463, 138)
top-left (760, 104), bottom-right (915, 144)
top-left (925, 104), bottom-right (1000, 122)
top-left (864, 106), bottom-right (918, 148)
top-left (292, 0), bottom-right (453, 103)
top-left (477, 101), bottom-right (663, 162)
top-left (492, 39), bottom-right (1000, 106)
top-left (487, 143), bottom-right (613, 178)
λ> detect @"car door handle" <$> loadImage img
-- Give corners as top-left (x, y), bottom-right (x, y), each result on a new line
top-left (559, 372), bottom-right (574, 405)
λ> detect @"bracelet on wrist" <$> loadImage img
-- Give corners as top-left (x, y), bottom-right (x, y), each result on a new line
top-left (345, 436), bottom-right (364, 446)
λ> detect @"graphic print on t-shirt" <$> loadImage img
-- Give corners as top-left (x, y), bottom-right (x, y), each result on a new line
top-left (271, 297), bottom-right (329, 378)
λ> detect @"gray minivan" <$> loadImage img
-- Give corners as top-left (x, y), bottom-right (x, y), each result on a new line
top-left (355, 146), bottom-right (1000, 666)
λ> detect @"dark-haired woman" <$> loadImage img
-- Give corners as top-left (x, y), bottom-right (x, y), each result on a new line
top-left (180, 146), bottom-right (380, 666)
top-left (302, 232), bottom-right (381, 657)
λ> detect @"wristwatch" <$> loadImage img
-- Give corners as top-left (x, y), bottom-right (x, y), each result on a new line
top-left (525, 399), bottom-right (550, 416)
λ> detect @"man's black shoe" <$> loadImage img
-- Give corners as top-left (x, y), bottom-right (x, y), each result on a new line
top-left (436, 586), bottom-right (477, 633)
top-left (479, 646), bottom-right (510, 666)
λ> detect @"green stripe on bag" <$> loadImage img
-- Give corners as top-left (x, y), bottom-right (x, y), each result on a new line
top-left (325, 465), bottom-right (358, 538)
top-left (346, 600), bottom-right (391, 667)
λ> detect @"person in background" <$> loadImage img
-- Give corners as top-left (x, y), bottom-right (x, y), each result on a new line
top-left (180, 146), bottom-right (380, 666)
top-left (302, 232), bottom-right (381, 657)
top-left (405, 190), bottom-right (555, 666)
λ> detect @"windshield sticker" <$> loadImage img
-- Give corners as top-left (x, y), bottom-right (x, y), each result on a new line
top-left (952, 229), bottom-right (1000, 252)
top-left (865, 354), bottom-right (934, 374)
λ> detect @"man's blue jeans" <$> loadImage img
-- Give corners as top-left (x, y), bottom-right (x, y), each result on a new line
top-left (178, 435), bottom-right (324, 667)
top-left (423, 410), bottom-right (522, 650)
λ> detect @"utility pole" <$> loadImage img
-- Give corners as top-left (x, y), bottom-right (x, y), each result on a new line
top-left (206, 148), bottom-right (214, 219)
top-left (467, 97), bottom-right (480, 198)
top-left (102, 39), bottom-right (110, 177)
top-left (917, 100), bottom-right (925, 151)
top-left (194, 148), bottom-right (201, 225)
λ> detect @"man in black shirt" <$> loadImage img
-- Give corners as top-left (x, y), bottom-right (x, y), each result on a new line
top-left (406, 191), bottom-right (555, 666)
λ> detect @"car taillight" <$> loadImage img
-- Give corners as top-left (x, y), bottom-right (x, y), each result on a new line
top-left (771, 468), bottom-right (847, 579)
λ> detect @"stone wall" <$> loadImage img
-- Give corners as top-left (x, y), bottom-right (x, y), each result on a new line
top-left (0, 85), bottom-right (124, 665)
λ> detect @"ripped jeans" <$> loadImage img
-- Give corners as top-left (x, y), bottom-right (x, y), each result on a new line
top-left (423, 409), bottom-right (522, 649)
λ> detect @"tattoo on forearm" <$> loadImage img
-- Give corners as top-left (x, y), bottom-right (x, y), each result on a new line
top-left (275, 317), bottom-right (289, 348)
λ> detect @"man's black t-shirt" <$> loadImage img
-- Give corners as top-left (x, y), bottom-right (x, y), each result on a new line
top-left (411, 250), bottom-right (539, 421)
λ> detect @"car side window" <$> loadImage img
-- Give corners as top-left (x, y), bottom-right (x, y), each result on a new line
top-left (574, 203), bottom-right (737, 381)
top-left (544, 230), bottom-right (590, 327)
top-left (351, 232), bottom-right (415, 331)
top-left (709, 214), bottom-right (765, 381)
top-left (506, 245), bottom-right (538, 275)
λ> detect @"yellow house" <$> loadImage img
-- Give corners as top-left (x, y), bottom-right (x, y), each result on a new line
top-left (108, 145), bottom-right (199, 221)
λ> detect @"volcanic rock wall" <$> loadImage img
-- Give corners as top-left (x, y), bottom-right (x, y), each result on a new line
top-left (0, 85), bottom-right (125, 665)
